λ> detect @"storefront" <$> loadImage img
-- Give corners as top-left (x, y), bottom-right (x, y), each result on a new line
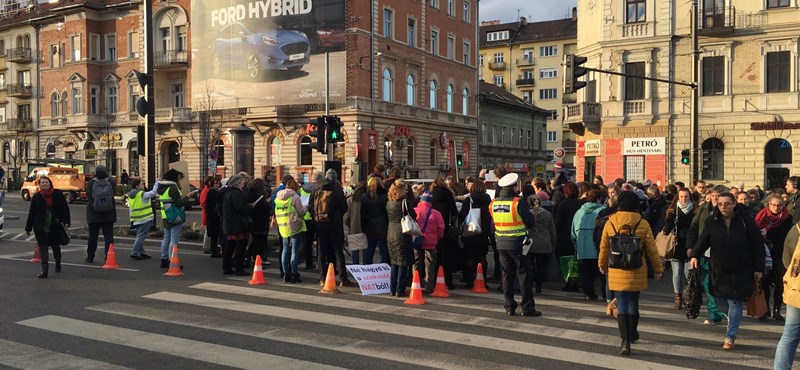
top-left (577, 136), bottom-right (666, 185)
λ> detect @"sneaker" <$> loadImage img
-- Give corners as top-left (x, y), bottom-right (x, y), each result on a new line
top-left (130, 255), bottom-right (143, 260)
top-left (703, 319), bottom-right (722, 325)
top-left (140, 254), bottom-right (152, 260)
top-left (723, 337), bottom-right (735, 350)
top-left (522, 310), bottom-right (543, 317)
top-left (339, 280), bottom-right (355, 287)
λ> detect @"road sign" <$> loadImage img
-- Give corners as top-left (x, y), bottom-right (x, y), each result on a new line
top-left (553, 148), bottom-right (565, 158)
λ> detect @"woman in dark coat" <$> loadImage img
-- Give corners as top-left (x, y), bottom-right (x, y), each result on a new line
top-left (755, 193), bottom-right (794, 321)
top-left (554, 182), bottom-right (585, 291)
top-left (200, 176), bottom-right (222, 257)
top-left (458, 179), bottom-right (492, 289)
top-left (662, 187), bottom-right (695, 310)
top-left (244, 178), bottom-right (272, 268)
top-left (25, 176), bottom-right (70, 278)
top-left (361, 176), bottom-right (389, 264)
top-left (430, 177), bottom-right (459, 289)
top-left (386, 179), bottom-right (415, 296)
top-left (222, 174), bottom-right (254, 276)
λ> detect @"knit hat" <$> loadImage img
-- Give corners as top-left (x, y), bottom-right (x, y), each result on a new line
top-left (420, 190), bottom-right (433, 203)
top-left (325, 168), bottom-right (338, 181)
top-left (617, 191), bottom-right (641, 212)
top-left (553, 162), bottom-right (562, 169)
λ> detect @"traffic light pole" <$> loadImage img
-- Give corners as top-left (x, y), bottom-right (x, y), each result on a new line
top-left (325, 52), bottom-right (333, 162)
top-left (691, 0), bottom-right (700, 184)
top-left (144, 0), bottom-right (156, 186)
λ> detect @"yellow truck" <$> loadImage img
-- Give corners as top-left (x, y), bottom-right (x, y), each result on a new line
top-left (21, 166), bottom-right (87, 203)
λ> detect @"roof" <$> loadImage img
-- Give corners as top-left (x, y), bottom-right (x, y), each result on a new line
top-left (478, 81), bottom-right (550, 114)
top-left (480, 17), bottom-right (577, 47)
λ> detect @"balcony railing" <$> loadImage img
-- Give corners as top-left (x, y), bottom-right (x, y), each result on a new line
top-left (7, 47), bottom-right (31, 63)
top-left (7, 83), bottom-right (32, 98)
top-left (49, 117), bottom-right (66, 126)
top-left (697, 6), bottom-right (735, 36)
top-left (7, 117), bottom-right (32, 131)
top-left (624, 100), bottom-right (646, 114)
top-left (564, 102), bottom-right (601, 135)
top-left (620, 22), bottom-right (654, 38)
top-left (129, 112), bottom-right (141, 122)
top-left (154, 50), bottom-right (188, 67)
top-left (516, 56), bottom-right (534, 67)
top-left (488, 61), bottom-right (506, 70)
top-left (516, 77), bottom-right (535, 87)
top-left (154, 107), bottom-right (196, 124)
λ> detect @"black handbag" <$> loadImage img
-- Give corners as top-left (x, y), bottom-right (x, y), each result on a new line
top-left (53, 219), bottom-right (70, 246)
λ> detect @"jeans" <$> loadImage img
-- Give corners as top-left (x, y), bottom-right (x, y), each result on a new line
top-left (671, 259), bottom-right (690, 294)
top-left (131, 220), bottom-right (152, 257)
top-left (390, 264), bottom-right (408, 295)
top-left (616, 291), bottom-right (641, 315)
top-left (160, 224), bottom-right (182, 260)
top-left (302, 221), bottom-right (316, 267)
top-left (701, 257), bottom-right (725, 321)
top-left (365, 238), bottom-right (389, 264)
top-left (605, 275), bottom-right (614, 302)
top-left (282, 232), bottom-right (303, 275)
top-left (775, 305), bottom-right (800, 370)
top-left (725, 299), bottom-right (744, 340)
top-left (87, 222), bottom-right (114, 259)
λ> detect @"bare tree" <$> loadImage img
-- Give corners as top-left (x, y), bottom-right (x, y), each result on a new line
top-left (184, 82), bottom-right (231, 178)
top-left (2, 117), bottom-right (33, 189)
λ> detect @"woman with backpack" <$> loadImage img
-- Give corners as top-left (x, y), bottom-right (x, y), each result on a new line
top-left (599, 191), bottom-right (663, 356)
top-left (662, 187), bottom-right (695, 310)
top-left (274, 177), bottom-right (307, 283)
top-left (571, 189), bottom-right (607, 301)
top-left (156, 169), bottom-right (195, 269)
top-left (361, 176), bottom-right (389, 264)
top-left (386, 179), bottom-right (415, 297)
top-left (25, 176), bottom-right (70, 278)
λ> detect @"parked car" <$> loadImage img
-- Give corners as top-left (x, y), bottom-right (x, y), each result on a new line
top-left (212, 21), bottom-right (310, 80)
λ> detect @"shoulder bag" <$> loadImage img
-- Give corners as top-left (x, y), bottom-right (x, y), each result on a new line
top-left (401, 199), bottom-right (421, 236)
top-left (53, 218), bottom-right (70, 246)
top-left (655, 210), bottom-right (677, 260)
top-left (462, 197), bottom-right (483, 238)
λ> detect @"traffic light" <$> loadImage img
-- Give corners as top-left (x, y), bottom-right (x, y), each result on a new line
top-left (680, 149), bottom-right (690, 165)
top-left (326, 116), bottom-right (342, 143)
top-left (563, 54), bottom-right (588, 94)
top-left (136, 125), bottom-right (145, 156)
top-left (133, 70), bottom-right (152, 118)
top-left (308, 116), bottom-right (327, 153)
top-left (456, 154), bottom-right (463, 167)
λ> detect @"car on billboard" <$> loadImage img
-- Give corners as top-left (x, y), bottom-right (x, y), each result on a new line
top-left (212, 21), bottom-right (310, 80)
top-left (312, 27), bottom-right (345, 52)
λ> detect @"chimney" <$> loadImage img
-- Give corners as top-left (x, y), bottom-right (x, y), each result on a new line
top-left (572, 7), bottom-right (577, 21)
top-left (519, 16), bottom-right (527, 26)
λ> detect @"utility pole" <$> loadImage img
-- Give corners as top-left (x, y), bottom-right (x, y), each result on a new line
top-left (690, 0), bottom-right (700, 184)
top-left (144, 0), bottom-right (156, 185)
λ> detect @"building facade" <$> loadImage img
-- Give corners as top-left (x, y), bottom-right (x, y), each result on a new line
top-left (479, 13), bottom-right (577, 178)
top-left (569, 0), bottom-right (800, 189)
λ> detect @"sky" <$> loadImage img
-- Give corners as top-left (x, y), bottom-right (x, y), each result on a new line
top-left (479, 0), bottom-right (578, 23)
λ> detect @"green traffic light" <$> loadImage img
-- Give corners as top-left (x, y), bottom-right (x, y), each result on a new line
top-left (681, 157), bottom-right (689, 165)
top-left (331, 131), bottom-right (338, 140)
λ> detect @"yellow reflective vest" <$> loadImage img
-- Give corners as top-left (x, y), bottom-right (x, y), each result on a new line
top-left (275, 196), bottom-right (306, 237)
top-left (490, 197), bottom-right (526, 237)
top-left (128, 190), bottom-right (153, 224)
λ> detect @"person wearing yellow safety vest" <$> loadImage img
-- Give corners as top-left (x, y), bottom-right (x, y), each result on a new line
top-left (274, 177), bottom-right (308, 283)
top-left (127, 178), bottom-right (160, 260)
top-left (490, 173), bottom-right (541, 317)
top-left (156, 169), bottom-right (196, 269)
top-left (299, 171), bottom-right (323, 270)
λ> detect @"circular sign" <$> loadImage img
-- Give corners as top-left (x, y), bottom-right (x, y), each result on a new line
top-left (554, 147), bottom-right (565, 158)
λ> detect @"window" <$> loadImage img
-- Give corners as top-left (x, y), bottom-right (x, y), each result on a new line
top-left (172, 83), bottom-right (184, 107)
top-left (0, 73), bottom-right (5, 90)
top-left (50, 44), bottom-right (59, 68)
top-left (407, 138), bottom-right (415, 165)
top-left (61, 92), bottom-right (68, 116)
top-left (486, 31), bottom-right (509, 42)
top-left (767, 0), bottom-right (789, 8)
top-left (429, 139), bottom-right (437, 165)
top-left (447, 35), bottom-right (455, 59)
top-left (539, 67), bottom-right (558, 79)
top-left (50, 93), bottom-right (59, 117)
top-left (407, 18), bottom-right (415, 47)
top-left (107, 85), bottom-right (118, 114)
top-left (492, 125), bottom-right (497, 145)
top-left (384, 9), bottom-right (393, 39)
top-left (510, 127), bottom-right (515, 146)
top-left (430, 29), bottom-right (439, 55)
top-left (493, 53), bottom-right (504, 63)
top-left (481, 123), bottom-right (487, 145)
top-left (406, 74), bottom-right (415, 106)
top-left (626, 0), bottom-right (646, 23)
top-left (624, 155), bottom-right (645, 181)
top-left (300, 137), bottom-right (312, 165)
top-left (382, 68), bottom-right (393, 101)
top-left (0, 40), bottom-right (4, 55)
top-left (522, 49), bottom-right (534, 62)
top-left (212, 139), bottom-right (225, 165)
top-left (129, 84), bottom-right (140, 113)
top-left (71, 87), bottom-right (83, 114)
top-left (538, 131), bottom-right (543, 149)
top-left (446, 84), bottom-right (454, 112)
top-left (463, 41), bottom-right (470, 65)
top-left (527, 129), bottom-right (531, 149)
top-left (46, 144), bottom-right (56, 159)
top-left (105, 34), bottom-right (116, 61)
top-left (701, 138), bottom-right (724, 180)
top-left (479, 54), bottom-right (484, 66)
top-left (2, 142), bottom-right (8, 163)
top-left (539, 46), bottom-right (558, 57)
top-left (523, 70), bottom-right (534, 79)
top-left (547, 131), bottom-right (557, 143)
top-left (430, 0), bottom-right (439, 9)
top-left (429, 80), bottom-right (437, 109)
top-left (90, 86), bottom-right (98, 114)
top-left (493, 75), bottom-right (504, 85)
top-left (177, 26), bottom-right (187, 51)
top-left (463, 1), bottom-right (470, 22)
top-left (70, 35), bottom-right (80, 61)
top-left (85, 142), bottom-right (96, 160)
top-left (462, 88), bottom-right (469, 115)
top-left (501, 126), bottom-right (506, 145)
top-left (127, 31), bottom-right (139, 58)
top-left (18, 70), bottom-right (30, 86)
top-left (702, 56), bottom-right (724, 96)
top-left (539, 88), bottom-right (557, 100)
top-left (447, 0), bottom-right (454, 15)
top-left (522, 91), bottom-right (532, 103)
top-left (90, 34), bottom-right (100, 61)
top-left (767, 51), bottom-right (790, 93)
top-left (160, 27), bottom-right (170, 51)
top-left (625, 62), bottom-right (645, 100)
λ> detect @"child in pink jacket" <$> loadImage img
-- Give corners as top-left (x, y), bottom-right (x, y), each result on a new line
top-left (414, 190), bottom-right (445, 293)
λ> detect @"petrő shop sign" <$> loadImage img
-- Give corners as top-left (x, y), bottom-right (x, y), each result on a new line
top-left (623, 137), bottom-right (665, 155)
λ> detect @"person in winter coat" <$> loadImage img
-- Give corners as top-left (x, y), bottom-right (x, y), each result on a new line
top-left (344, 182), bottom-right (366, 265)
top-left (644, 185), bottom-right (667, 235)
top-left (755, 193), bottom-right (794, 321)
top-left (430, 176), bottom-right (460, 290)
top-left (386, 179), bottom-right (415, 296)
top-left (458, 179), bottom-right (492, 289)
top-left (662, 187), bottom-right (695, 310)
top-left (25, 176), bottom-right (70, 278)
top-left (309, 169), bottom-right (351, 286)
top-left (599, 191), bottom-right (663, 356)
top-left (300, 172), bottom-right (323, 270)
top-left (361, 176), bottom-right (389, 264)
top-left (222, 174), bottom-right (254, 276)
top-left (200, 176), bottom-right (222, 257)
top-left (414, 190), bottom-right (445, 293)
top-left (571, 189), bottom-right (607, 300)
top-left (244, 178), bottom-right (271, 268)
top-left (527, 195), bottom-right (556, 294)
top-left (691, 192), bottom-right (765, 351)
top-left (555, 182), bottom-right (585, 291)
top-left (274, 177), bottom-right (307, 283)
top-left (155, 169), bottom-right (195, 268)
top-left (85, 165), bottom-right (116, 263)
top-left (737, 192), bottom-right (758, 220)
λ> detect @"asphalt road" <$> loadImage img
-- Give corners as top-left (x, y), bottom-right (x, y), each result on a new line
top-left (0, 229), bottom-right (786, 369)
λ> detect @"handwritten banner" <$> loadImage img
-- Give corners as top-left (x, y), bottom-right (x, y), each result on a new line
top-left (345, 263), bottom-right (391, 295)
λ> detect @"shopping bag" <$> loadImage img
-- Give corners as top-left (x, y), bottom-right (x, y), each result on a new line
top-left (683, 268), bottom-right (704, 319)
top-left (746, 285), bottom-right (769, 318)
top-left (462, 198), bottom-right (482, 238)
top-left (401, 200), bottom-right (420, 236)
top-left (559, 255), bottom-right (580, 283)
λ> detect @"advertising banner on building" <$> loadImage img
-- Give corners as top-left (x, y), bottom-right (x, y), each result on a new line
top-left (623, 137), bottom-right (665, 155)
top-left (191, 0), bottom-right (346, 109)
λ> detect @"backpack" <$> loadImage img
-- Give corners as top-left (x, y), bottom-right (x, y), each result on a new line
top-left (608, 219), bottom-right (644, 270)
top-left (92, 177), bottom-right (114, 213)
top-left (313, 188), bottom-right (334, 223)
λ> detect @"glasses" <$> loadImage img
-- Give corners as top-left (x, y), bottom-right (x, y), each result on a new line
top-left (717, 202), bottom-right (735, 208)
top-left (769, 203), bottom-right (783, 208)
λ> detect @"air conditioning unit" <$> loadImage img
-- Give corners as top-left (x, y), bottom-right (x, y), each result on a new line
top-left (439, 163), bottom-right (450, 171)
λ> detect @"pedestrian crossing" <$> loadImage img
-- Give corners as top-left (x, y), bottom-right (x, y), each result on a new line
top-left (1, 274), bottom-right (787, 370)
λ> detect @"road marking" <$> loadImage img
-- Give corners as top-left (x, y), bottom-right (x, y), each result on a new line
top-left (0, 247), bottom-right (84, 259)
top-left (88, 302), bottom-right (528, 370)
top-left (16, 316), bottom-right (341, 370)
top-left (0, 338), bottom-right (132, 370)
top-left (11, 232), bottom-right (25, 240)
top-left (25, 235), bottom-right (35, 241)
top-left (149, 290), bottom-right (689, 370)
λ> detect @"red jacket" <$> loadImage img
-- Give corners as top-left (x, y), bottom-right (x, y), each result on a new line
top-left (414, 202), bottom-right (445, 250)
top-left (199, 186), bottom-right (210, 226)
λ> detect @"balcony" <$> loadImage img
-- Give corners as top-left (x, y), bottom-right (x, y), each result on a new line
top-left (516, 77), bottom-right (535, 87)
top-left (49, 117), bottom-right (66, 126)
top-left (7, 117), bottom-right (33, 131)
top-left (154, 50), bottom-right (188, 68)
top-left (155, 107), bottom-right (196, 124)
top-left (564, 102), bottom-right (601, 135)
top-left (516, 56), bottom-right (534, 67)
top-left (697, 7), bottom-right (735, 36)
top-left (488, 61), bottom-right (506, 70)
top-left (129, 112), bottom-right (141, 122)
top-left (620, 21), bottom-right (654, 39)
top-left (7, 83), bottom-right (32, 98)
top-left (624, 100), bottom-right (646, 114)
top-left (7, 47), bottom-right (31, 63)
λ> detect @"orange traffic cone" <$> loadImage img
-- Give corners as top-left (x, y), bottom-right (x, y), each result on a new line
top-left (31, 243), bottom-right (41, 263)
top-left (319, 263), bottom-right (340, 294)
top-left (102, 243), bottom-right (120, 269)
top-left (429, 266), bottom-right (450, 298)
top-left (248, 255), bottom-right (268, 285)
top-left (470, 263), bottom-right (489, 293)
top-left (404, 270), bottom-right (427, 305)
top-left (164, 245), bottom-right (184, 276)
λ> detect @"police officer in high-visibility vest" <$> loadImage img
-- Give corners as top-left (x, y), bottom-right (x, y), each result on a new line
top-left (127, 179), bottom-right (160, 260)
top-left (490, 173), bottom-right (541, 317)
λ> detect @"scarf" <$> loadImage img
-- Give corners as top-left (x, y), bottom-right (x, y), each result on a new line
top-left (39, 188), bottom-right (54, 206)
top-left (755, 206), bottom-right (790, 232)
top-left (677, 201), bottom-right (693, 215)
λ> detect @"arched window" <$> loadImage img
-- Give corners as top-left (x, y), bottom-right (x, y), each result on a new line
top-left (85, 142), bottom-right (96, 160)
top-left (167, 141), bottom-right (180, 163)
top-left (213, 139), bottom-right (225, 166)
top-left (701, 138), bottom-right (724, 180)
top-left (23, 34), bottom-right (30, 48)
top-left (446, 84), bottom-right (454, 113)
top-left (407, 138), bottom-right (415, 166)
top-left (462, 88), bottom-right (469, 115)
top-left (2, 142), bottom-right (9, 163)
top-left (46, 144), bottom-right (56, 159)
top-left (16, 35), bottom-right (22, 48)
top-left (61, 92), bottom-right (68, 117)
top-left (766, 138), bottom-right (792, 165)
top-left (299, 136), bottom-right (312, 165)
top-left (51, 93), bottom-right (59, 117)
top-left (382, 68), bottom-right (393, 101)
top-left (429, 80), bottom-right (437, 109)
top-left (406, 74), bottom-right (415, 106)
top-left (429, 139), bottom-right (437, 166)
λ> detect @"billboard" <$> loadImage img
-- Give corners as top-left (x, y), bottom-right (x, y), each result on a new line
top-left (191, 0), bottom-right (346, 109)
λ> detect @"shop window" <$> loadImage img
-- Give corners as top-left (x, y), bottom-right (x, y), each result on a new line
top-left (85, 142), bottom-right (96, 160)
top-left (624, 155), bottom-right (645, 182)
top-left (299, 136), bottom-right (312, 166)
top-left (46, 144), bottom-right (56, 159)
top-left (701, 138), bottom-right (724, 180)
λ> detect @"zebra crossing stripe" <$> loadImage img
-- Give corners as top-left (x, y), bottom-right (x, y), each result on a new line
top-left (11, 232), bottom-right (25, 240)
top-left (0, 338), bottom-right (132, 370)
top-left (148, 289), bottom-right (688, 370)
top-left (16, 316), bottom-right (341, 370)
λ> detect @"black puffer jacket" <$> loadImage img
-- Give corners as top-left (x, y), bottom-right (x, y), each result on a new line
top-left (693, 205), bottom-right (765, 301)
top-left (222, 187), bottom-right (253, 235)
top-left (431, 186), bottom-right (458, 229)
top-left (361, 188), bottom-right (389, 239)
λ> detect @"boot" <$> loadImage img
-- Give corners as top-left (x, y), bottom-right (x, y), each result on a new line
top-left (38, 263), bottom-right (48, 279)
top-left (284, 273), bottom-right (292, 283)
top-left (292, 273), bottom-right (303, 284)
top-left (630, 314), bottom-right (640, 343)
top-left (617, 314), bottom-right (630, 356)
top-left (55, 260), bottom-right (62, 273)
top-left (775, 307), bottom-right (785, 322)
top-left (674, 293), bottom-right (683, 310)
top-left (54, 248), bottom-right (62, 273)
